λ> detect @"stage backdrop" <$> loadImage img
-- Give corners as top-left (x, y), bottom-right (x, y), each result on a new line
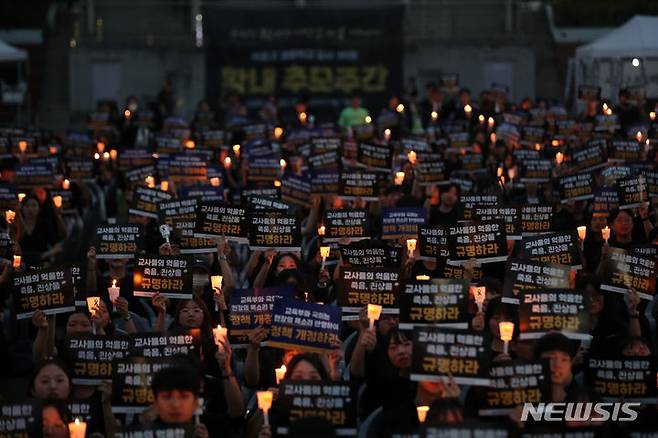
top-left (203, 6), bottom-right (404, 115)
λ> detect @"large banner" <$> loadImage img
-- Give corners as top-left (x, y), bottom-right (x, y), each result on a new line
top-left (204, 7), bottom-right (403, 110)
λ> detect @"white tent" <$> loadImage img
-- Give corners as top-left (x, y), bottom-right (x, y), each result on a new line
top-left (572, 15), bottom-right (658, 103)
top-left (0, 39), bottom-right (27, 62)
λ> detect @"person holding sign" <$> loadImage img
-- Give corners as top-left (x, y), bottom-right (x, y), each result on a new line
top-left (471, 297), bottom-right (519, 362)
top-left (247, 353), bottom-right (333, 438)
top-left (13, 193), bottom-right (68, 267)
top-left (157, 296), bottom-right (245, 429)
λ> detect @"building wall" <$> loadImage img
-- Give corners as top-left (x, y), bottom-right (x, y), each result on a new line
top-left (68, 48), bottom-right (205, 118)
top-left (404, 45), bottom-right (536, 103)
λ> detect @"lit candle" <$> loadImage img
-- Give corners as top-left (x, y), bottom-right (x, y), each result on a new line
top-left (274, 127), bottom-right (284, 140)
top-left (394, 171), bottom-right (405, 185)
top-left (406, 238), bottom-right (417, 258)
top-left (365, 115), bottom-right (372, 124)
top-left (18, 140), bottom-right (27, 153)
top-left (17, 193), bottom-right (25, 203)
top-left (223, 157), bottom-right (232, 168)
top-left (145, 176), bottom-right (155, 188)
top-left (275, 365), bottom-right (287, 385)
top-left (555, 152), bottom-right (564, 166)
top-left (109, 149), bottom-right (118, 160)
top-left (68, 418), bottom-right (87, 438)
top-left (12, 255), bottom-right (21, 268)
top-left (367, 304), bottom-right (382, 330)
top-left (49, 145), bottom-right (58, 155)
top-left (577, 226), bottom-right (587, 241)
top-left (257, 391), bottom-right (273, 426)
top-left (490, 133), bottom-right (497, 144)
top-left (535, 143), bottom-right (542, 151)
top-left (431, 111), bottom-right (439, 123)
top-left (53, 195), bottom-right (63, 209)
top-left (102, 152), bottom-right (110, 160)
top-left (602, 226), bottom-right (610, 243)
top-left (415, 274), bottom-right (430, 281)
top-left (408, 150), bottom-right (417, 165)
top-left (124, 109), bottom-right (131, 119)
top-left (650, 111), bottom-right (656, 121)
top-left (396, 104), bottom-right (405, 113)
top-left (232, 144), bottom-right (241, 158)
top-left (384, 128), bottom-right (391, 142)
top-left (299, 112), bottom-right (307, 124)
top-left (86, 296), bottom-right (100, 317)
top-left (210, 177), bottom-right (221, 187)
top-left (184, 140), bottom-right (195, 149)
top-left (487, 117), bottom-right (495, 129)
top-left (274, 180), bottom-right (282, 188)
top-left (211, 275), bottom-right (223, 311)
top-left (62, 179), bottom-right (71, 190)
top-left (5, 210), bottom-right (15, 224)
top-left (464, 104), bottom-right (472, 116)
top-left (213, 324), bottom-right (228, 347)
top-left (108, 279), bottom-right (120, 311)
top-left (478, 114), bottom-right (485, 124)
top-left (472, 286), bottom-right (486, 313)
top-left (317, 224), bottom-right (326, 236)
top-left (96, 142), bottom-right (105, 153)
top-left (416, 406), bottom-right (430, 423)
top-left (160, 180), bottom-right (169, 192)
top-left (497, 167), bottom-right (503, 178)
top-left (320, 246), bottom-right (330, 270)
top-left (636, 131), bottom-right (643, 142)
top-left (280, 159), bottom-right (287, 171)
top-left (499, 321), bottom-right (514, 354)
top-left (93, 152), bottom-right (100, 160)
top-left (508, 167), bottom-right (516, 181)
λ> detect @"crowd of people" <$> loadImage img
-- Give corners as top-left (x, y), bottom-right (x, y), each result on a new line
top-left (0, 80), bottom-right (658, 438)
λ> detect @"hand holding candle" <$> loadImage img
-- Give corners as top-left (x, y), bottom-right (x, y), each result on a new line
top-left (394, 171), bottom-right (405, 185)
top-left (53, 195), bottom-right (63, 209)
top-left (577, 226), bottom-right (586, 248)
top-left (12, 255), bottom-right (21, 268)
top-left (408, 150), bottom-right (417, 165)
top-left (5, 209), bottom-right (15, 224)
top-left (472, 286), bottom-right (486, 313)
top-left (406, 238), bottom-right (417, 259)
top-left (275, 365), bottom-right (287, 385)
top-left (320, 246), bottom-right (330, 270)
top-left (211, 275), bottom-right (223, 311)
top-left (367, 304), bottom-right (382, 330)
top-left (602, 226), bottom-right (610, 243)
top-left (257, 391), bottom-right (273, 426)
top-left (108, 279), bottom-right (120, 311)
top-left (213, 324), bottom-right (227, 348)
top-left (498, 321), bottom-right (514, 355)
top-left (86, 296), bottom-right (101, 334)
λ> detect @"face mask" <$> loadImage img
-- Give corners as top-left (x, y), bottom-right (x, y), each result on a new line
top-left (192, 273), bottom-right (209, 288)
